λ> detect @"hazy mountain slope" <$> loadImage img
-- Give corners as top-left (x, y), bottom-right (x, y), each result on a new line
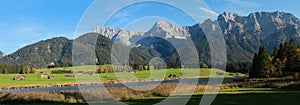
top-left (0, 33), bottom-right (151, 68)
top-left (0, 37), bottom-right (72, 68)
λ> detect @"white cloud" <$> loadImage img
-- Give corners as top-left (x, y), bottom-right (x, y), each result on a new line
top-left (199, 7), bottom-right (218, 16)
top-left (224, 0), bottom-right (261, 7)
top-left (112, 11), bottom-right (132, 18)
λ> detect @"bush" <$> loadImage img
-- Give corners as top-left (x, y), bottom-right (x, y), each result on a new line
top-left (200, 63), bottom-right (208, 68)
top-left (51, 70), bottom-right (73, 74)
top-left (97, 66), bottom-right (133, 73)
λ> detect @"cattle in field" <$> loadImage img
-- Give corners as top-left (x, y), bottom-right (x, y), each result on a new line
top-left (65, 74), bottom-right (74, 78)
top-left (127, 70), bottom-right (138, 73)
top-left (48, 75), bottom-right (54, 79)
top-left (40, 74), bottom-right (49, 78)
top-left (40, 74), bottom-right (54, 79)
top-left (12, 76), bottom-right (26, 81)
top-left (168, 74), bottom-right (177, 78)
top-left (216, 71), bottom-right (225, 76)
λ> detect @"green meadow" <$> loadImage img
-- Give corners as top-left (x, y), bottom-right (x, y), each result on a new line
top-left (123, 88), bottom-right (300, 105)
top-left (0, 66), bottom-right (241, 87)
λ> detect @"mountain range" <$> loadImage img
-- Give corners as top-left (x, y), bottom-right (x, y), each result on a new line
top-left (1, 11), bottom-right (300, 68)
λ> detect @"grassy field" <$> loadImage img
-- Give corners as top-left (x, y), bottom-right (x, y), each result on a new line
top-left (0, 66), bottom-right (240, 87)
top-left (98, 68), bottom-right (238, 80)
top-left (0, 74), bottom-right (76, 87)
top-left (1, 78), bottom-right (299, 105)
top-left (123, 92), bottom-right (300, 105)
top-left (122, 88), bottom-right (300, 105)
top-left (1, 66), bottom-right (298, 105)
top-left (3, 88), bottom-right (299, 105)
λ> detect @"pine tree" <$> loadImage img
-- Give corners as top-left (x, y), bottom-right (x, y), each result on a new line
top-left (272, 47), bottom-right (278, 59)
top-left (250, 53), bottom-right (258, 77)
top-left (251, 45), bottom-right (272, 78)
top-left (286, 39), bottom-right (300, 72)
top-left (277, 43), bottom-right (285, 60)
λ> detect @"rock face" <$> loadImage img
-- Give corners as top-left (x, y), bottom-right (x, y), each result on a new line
top-left (217, 12), bottom-right (300, 62)
top-left (93, 11), bottom-right (300, 63)
top-left (92, 26), bottom-right (144, 46)
top-left (144, 19), bottom-right (191, 39)
top-left (218, 12), bottom-right (300, 36)
top-left (0, 51), bottom-right (5, 59)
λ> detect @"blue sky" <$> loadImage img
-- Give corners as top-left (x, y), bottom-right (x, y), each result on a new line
top-left (1, 0), bottom-right (300, 54)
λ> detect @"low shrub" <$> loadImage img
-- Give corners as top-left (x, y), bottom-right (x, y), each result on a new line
top-left (2, 79), bottom-right (300, 104)
top-left (51, 70), bottom-right (73, 74)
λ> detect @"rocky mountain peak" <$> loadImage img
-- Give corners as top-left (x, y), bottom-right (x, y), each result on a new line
top-left (154, 19), bottom-right (174, 28)
top-left (0, 51), bottom-right (5, 59)
top-left (92, 26), bottom-right (124, 39)
top-left (218, 11), bottom-right (300, 37)
top-left (145, 19), bottom-right (191, 39)
top-left (92, 26), bottom-right (142, 46)
top-left (218, 12), bottom-right (241, 22)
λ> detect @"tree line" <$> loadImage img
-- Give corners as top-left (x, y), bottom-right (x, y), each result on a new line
top-left (250, 39), bottom-right (300, 78)
top-left (0, 64), bottom-right (35, 74)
